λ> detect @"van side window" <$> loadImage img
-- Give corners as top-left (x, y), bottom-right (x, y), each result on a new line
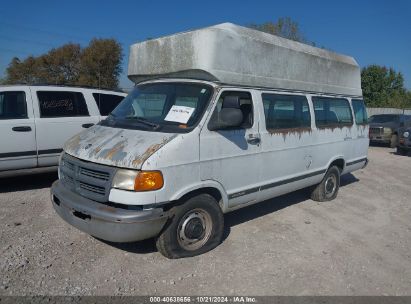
top-left (312, 97), bottom-right (352, 127)
top-left (262, 94), bottom-right (310, 130)
top-left (351, 99), bottom-right (368, 125)
top-left (37, 91), bottom-right (89, 118)
top-left (212, 91), bottom-right (253, 129)
top-left (0, 91), bottom-right (27, 119)
top-left (92, 93), bottom-right (124, 116)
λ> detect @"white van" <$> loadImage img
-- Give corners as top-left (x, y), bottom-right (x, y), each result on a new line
top-left (51, 24), bottom-right (369, 258)
top-left (0, 85), bottom-right (126, 176)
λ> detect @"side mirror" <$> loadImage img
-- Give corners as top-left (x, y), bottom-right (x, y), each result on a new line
top-left (208, 95), bottom-right (244, 131)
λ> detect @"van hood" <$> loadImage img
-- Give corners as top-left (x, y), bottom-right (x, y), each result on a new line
top-left (63, 125), bottom-right (177, 169)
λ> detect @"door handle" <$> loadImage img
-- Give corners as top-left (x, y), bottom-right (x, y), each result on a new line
top-left (12, 126), bottom-right (32, 132)
top-left (82, 123), bottom-right (94, 128)
top-left (247, 134), bottom-right (261, 145)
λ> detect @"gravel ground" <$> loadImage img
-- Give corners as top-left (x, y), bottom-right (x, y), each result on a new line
top-left (1, 146), bottom-right (411, 296)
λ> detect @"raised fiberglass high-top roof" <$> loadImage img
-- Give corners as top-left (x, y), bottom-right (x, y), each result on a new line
top-left (128, 23), bottom-right (362, 96)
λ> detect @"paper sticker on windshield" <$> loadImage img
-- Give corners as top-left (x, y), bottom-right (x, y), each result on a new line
top-left (164, 105), bottom-right (195, 124)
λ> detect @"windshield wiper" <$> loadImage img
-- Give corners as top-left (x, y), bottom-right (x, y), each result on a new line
top-left (125, 117), bottom-right (161, 130)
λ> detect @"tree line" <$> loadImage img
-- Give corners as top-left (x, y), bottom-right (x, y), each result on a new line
top-left (1, 18), bottom-right (410, 108)
top-left (2, 39), bottom-right (122, 90)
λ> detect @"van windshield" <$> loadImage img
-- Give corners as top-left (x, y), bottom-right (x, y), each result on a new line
top-left (100, 82), bottom-right (213, 133)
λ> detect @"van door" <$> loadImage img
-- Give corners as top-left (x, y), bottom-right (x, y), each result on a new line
top-left (350, 99), bottom-right (369, 170)
top-left (257, 93), bottom-right (319, 202)
top-left (0, 88), bottom-right (37, 171)
top-left (32, 89), bottom-right (99, 167)
top-left (200, 89), bottom-right (262, 208)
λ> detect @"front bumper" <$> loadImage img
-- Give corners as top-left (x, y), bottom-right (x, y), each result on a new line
top-left (51, 180), bottom-right (169, 242)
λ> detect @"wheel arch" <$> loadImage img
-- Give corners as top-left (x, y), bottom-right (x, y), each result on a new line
top-left (168, 181), bottom-right (228, 212)
top-left (327, 157), bottom-right (345, 173)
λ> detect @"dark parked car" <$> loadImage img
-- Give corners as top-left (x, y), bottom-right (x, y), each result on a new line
top-left (397, 128), bottom-right (411, 155)
top-left (369, 114), bottom-right (411, 148)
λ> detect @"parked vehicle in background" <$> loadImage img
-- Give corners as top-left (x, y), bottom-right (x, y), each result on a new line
top-left (369, 114), bottom-right (411, 148)
top-left (397, 127), bottom-right (411, 155)
top-left (51, 23), bottom-right (369, 258)
top-left (0, 85), bottom-right (126, 177)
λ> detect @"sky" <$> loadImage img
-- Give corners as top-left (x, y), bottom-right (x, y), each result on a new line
top-left (0, 0), bottom-right (410, 90)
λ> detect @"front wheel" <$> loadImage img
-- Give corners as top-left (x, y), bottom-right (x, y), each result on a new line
top-left (310, 166), bottom-right (341, 202)
top-left (397, 147), bottom-right (407, 156)
top-left (156, 194), bottom-right (224, 259)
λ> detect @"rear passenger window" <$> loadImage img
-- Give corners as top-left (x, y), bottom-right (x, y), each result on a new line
top-left (262, 94), bottom-right (310, 130)
top-left (37, 91), bottom-right (89, 118)
top-left (351, 99), bottom-right (368, 125)
top-left (0, 91), bottom-right (27, 119)
top-left (92, 93), bottom-right (124, 116)
top-left (312, 97), bottom-right (352, 127)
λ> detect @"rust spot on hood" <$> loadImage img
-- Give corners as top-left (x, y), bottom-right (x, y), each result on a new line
top-left (132, 143), bottom-right (164, 166)
top-left (97, 140), bottom-right (128, 162)
top-left (64, 134), bottom-right (81, 151)
top-left (105, 142), bottom-right (125, 160)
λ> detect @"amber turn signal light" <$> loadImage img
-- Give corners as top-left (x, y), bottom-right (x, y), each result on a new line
top-left (134, 171), bottom-right (164, 191)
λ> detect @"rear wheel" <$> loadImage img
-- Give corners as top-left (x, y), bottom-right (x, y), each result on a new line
top-left (156, 194), bottom-right (224, 259)
top-left (310, 166), bottom-right (340, 202)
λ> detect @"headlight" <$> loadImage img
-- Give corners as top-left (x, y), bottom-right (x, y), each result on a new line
top-left (404, 131), bottom-right (410, 138)
top-left (383, 127), bottom-right (393, 134)
top-left (112, 169), bottom-right (164, 191)
top-left (58, 152), bottom-right (65, 179)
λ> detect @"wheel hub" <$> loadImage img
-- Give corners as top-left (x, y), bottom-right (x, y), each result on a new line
top-left (177, 208), bottom-right (213, 251)
top-left (325, 175), bottom-right (337, 196)
top-left (184, 218), bottom-right (204, 239)
top-left (326, 179), bottom-right (334, 193)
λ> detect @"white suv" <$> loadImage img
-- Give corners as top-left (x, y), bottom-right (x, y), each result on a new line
top-left (0, 85), bottom-right (126, 176)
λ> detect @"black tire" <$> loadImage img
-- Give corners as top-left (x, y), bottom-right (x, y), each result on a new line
top-left (156, 194), bottom-right (224, 259)
top-left (310, 166), bottom-right (340, 202)
top-left (397, 147), bottom-right (407, 156)
top-left (390, 134), bottom-right (398, 148)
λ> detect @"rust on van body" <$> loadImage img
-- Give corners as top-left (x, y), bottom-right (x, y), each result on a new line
top-left (132, 143), bottom-right (163, 166)
top-left (63, 124), bottom-right (177, 169)
top-left (316, 123), bottom-right (353, 131)
top-left (267, 127), bottom-right (312, 140)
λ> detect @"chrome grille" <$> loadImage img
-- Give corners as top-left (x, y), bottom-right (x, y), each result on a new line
top-left (79, 182), bottom-right (106, 195)
top-left (60, 153), bottom-right (115, 202)
top-left (79, 167), bottom-right (110, 181)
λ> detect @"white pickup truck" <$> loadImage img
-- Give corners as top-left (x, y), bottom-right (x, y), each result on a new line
top-left (0, 85), bottom-right (126, 177)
